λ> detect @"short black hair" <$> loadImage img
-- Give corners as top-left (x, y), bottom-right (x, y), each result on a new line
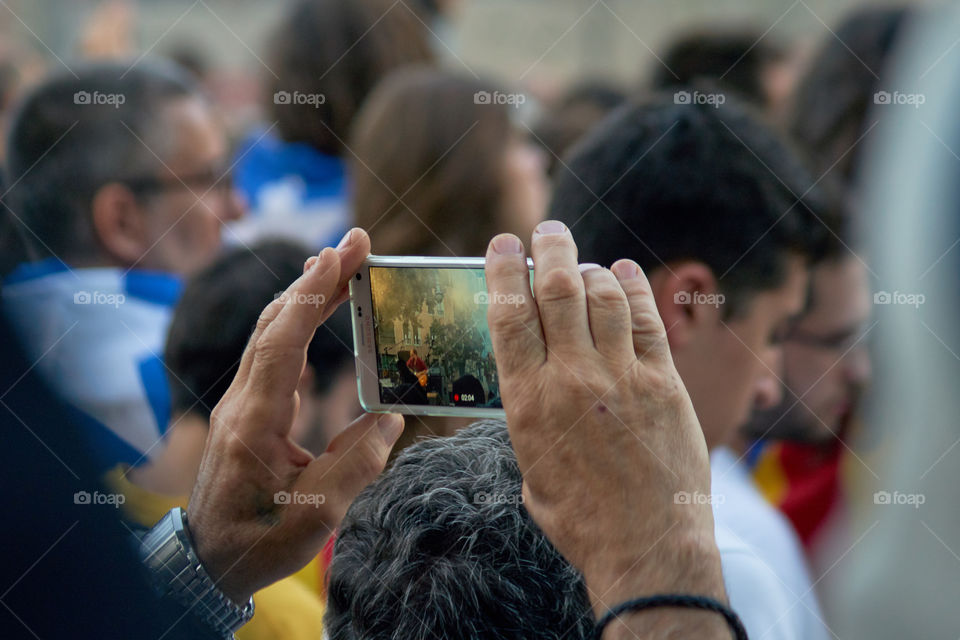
top-left (326, 420), bottom-right (591, 640)
top-left (651, 29), bottom-right (786, 106)
top-left (4, 61), bottom-right (199, 264)
top-left (165, 239), bottom-right (355, 419)
top-left (551, 94), bottom-right (831, 315)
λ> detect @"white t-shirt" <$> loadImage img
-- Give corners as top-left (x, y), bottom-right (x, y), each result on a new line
top-left (712, 446), bottom-right (830, 640)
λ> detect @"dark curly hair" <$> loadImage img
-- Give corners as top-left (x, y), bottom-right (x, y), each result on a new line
top-left (551, 93), bottom-right (834, 316)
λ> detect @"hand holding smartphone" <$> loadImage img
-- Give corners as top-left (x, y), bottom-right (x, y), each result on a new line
top-left (349, 255), bottom-right (531, 417)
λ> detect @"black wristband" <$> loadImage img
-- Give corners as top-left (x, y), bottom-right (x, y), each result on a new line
top-left (593, 594), bottom-right (748, 640)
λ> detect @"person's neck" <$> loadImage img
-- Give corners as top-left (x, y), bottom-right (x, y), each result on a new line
top-left (62, 252), bottom-right (126, 270)
top-left (128, 412), bottom-right (209, 497)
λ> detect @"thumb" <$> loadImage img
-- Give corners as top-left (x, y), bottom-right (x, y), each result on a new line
top-left (295, 413), bottom-right (404, 527)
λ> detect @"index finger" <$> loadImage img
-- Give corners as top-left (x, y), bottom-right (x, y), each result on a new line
top-left (246, 247), bottom-right (342, 399)
top-left (485, 233), bottom-right (545, 379)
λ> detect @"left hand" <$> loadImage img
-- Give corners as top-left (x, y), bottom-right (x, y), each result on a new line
top-left (186, 228), bottom-right (404, 604)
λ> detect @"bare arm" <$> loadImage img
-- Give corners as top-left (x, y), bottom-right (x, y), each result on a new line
top-left (485, 222), bottom-right (731, 638)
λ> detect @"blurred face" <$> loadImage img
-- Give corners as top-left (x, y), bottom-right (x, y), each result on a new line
top-left (499, 136), bottom-right (548, 241)
top-left (674, 256), bottom-right (808, 449)
top-left (136, 96), bottom-right (244, 274)
top-left (743, 257), bottom-right (872, 444)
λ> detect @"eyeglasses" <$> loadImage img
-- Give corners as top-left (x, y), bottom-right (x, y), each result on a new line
top-left (121, 165), bottom-right (234, 197)
top-left (786, 325), bottom-right (871, 353)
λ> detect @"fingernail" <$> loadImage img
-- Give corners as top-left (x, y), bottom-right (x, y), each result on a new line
top-left (491, 234), bottom-right (522, 255)
top-left (535, 220), bottom-right (566, 235)
top-left (377, 414), bottom-right (404, 445)
top-left (579, 263), bottom-right (602, 273)
top-left (336, 228), bottom-right (357, 251)
top-left (303, 256), bottom-right (319, 274)
top-left (612, 261), bottom-right (641, 280)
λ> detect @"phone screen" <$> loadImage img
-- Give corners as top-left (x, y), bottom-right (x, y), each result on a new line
top-left (368, 265), bottom-right (509, 409)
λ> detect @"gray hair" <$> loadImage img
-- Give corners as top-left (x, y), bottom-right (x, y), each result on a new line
top-left (325, 420), bottom-right (592, 640)
top-left (5, 61), bottom-right (199, 264)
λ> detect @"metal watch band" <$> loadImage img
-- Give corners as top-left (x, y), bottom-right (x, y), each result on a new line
top-left (140, 507), bottom-right (254, 639)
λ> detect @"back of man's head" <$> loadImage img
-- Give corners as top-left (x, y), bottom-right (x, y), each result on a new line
top-left (4, 61), bottom-right (197, 264)
top-left (551, 94), bottom-right (830, 315)
top-left (326, 420), bottom-right (592, 640)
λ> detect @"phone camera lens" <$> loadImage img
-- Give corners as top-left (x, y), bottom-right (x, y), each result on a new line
top-left (355, 273), bottom-right (362, 280)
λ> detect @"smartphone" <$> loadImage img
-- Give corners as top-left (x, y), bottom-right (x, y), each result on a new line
top-left (349, 255), bottom-right (532, 417)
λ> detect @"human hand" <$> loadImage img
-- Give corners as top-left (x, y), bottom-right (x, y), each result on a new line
top-left (485, 221), bottom-right (726, 626)
top-left (187, 229), bottom-right (403, 603)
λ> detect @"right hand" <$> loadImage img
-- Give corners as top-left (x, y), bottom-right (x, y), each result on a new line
top-left (484, 222), bottom-right (726, 618)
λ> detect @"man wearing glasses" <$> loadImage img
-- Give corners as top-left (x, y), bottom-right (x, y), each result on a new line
top-left (716, 246), bottom-right (873, 627)
top-left (742, 251), bottom-right (873, 447)
top-left (1, 61), bottom-right (244, 471)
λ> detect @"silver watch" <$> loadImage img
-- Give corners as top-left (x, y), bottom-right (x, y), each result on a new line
top-left (140, 507), bottom-right (254, 639)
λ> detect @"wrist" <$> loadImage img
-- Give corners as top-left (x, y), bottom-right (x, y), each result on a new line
top-left (140, 508), bottom-right (255, 637)
top-left (583, 528), bottom-right (726, 618)
top-left (599, 607), bottom-right (732, 640)
top-left (186, 507), bottom-right (254, 605)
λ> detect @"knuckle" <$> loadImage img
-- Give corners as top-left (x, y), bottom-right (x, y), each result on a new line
top-left (488, 299), bottom-right (538, 334)
top-left (630, 307), bottom-right (660, 335)
top-left (620, 276), bottom-right (656, 308)
top-left (585, 277), bottom-right (628, 309)
top-left (254, 300), bottom-right (283, 334)
top-left (631, 310), bottom-right (669, 356)
top-left (637, 368), bottom-right (686, 406)
top-left (535, 267), bottom-right (582, 303)
top-left (250, 340), bottom-right (291, 378)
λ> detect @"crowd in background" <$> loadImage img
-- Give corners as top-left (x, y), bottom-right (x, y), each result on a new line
top-left (0, 1), bottom-right (955, 639)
